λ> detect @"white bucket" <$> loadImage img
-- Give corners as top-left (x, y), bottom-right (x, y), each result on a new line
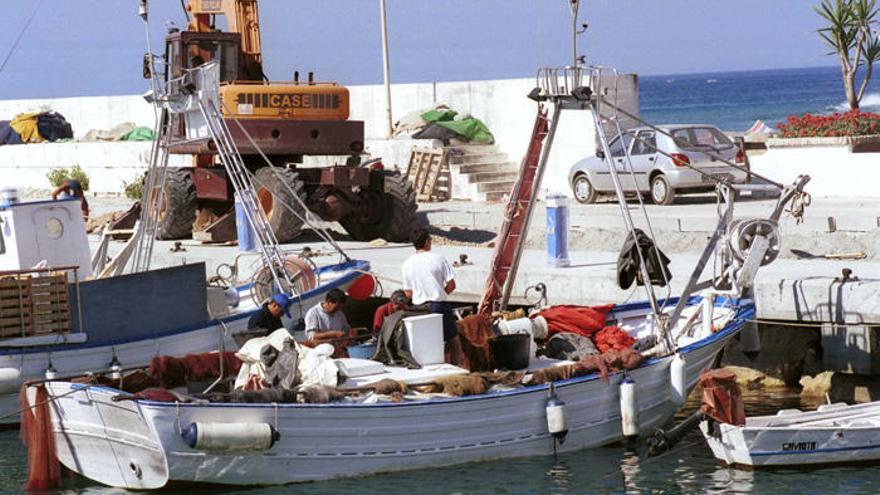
top-left (403, 313), bottom-right (444, 366)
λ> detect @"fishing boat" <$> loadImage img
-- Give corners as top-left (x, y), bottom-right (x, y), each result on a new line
top-left (701, 398), bottom-right (880, 468)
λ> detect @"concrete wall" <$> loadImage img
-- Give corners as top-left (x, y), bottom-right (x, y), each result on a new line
top-left (750, 140), bottom-right (880, 198)
top-left (0, 76), bottom-right (639, 196)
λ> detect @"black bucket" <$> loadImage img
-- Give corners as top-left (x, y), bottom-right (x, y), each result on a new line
top-left (490, 333), bottom-right (531, 370)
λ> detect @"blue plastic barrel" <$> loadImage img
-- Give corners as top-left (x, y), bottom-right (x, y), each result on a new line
top-left (545, 194), bottom-right (570, 267)
top-left (234, 192), bottom-right (256, 252)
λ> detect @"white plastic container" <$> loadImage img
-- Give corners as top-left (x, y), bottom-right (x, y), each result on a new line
top-left (403, 313), bottom-right (444, 366)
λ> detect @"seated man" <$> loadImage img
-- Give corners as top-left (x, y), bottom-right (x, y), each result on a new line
top-left (248, 293), bottom-right (291, 335)
top-left (372, 290), bottom-right (410, 334)
top-left (304, 288), bottom-right (351, 345)
top-left (51, 178), bottom-right (89, 219)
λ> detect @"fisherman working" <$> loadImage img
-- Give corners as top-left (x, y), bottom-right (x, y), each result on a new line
top-left (304, 288), bottom-right (351, 345)
top-left (401, 230), bottom-right (463, 363)
top-left (372, 289), bottom-right (410, 333)
top-left (248, 293), bottom-right (291, 335)
top-left (51, 179), bottom-right (89, 219)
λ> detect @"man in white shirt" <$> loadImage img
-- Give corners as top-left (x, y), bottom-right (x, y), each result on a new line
top-left (402, 231), bottom-right (462, 363)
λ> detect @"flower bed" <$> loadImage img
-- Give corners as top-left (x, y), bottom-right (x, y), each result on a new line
top-left (777, 110), bottom-right (880, 138)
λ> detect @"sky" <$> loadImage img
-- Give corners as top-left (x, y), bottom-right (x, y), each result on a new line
top-left (0, 0), bottom-right (833, 99)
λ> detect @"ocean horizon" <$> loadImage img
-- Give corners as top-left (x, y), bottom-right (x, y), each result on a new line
top-left (639, 65), bottom-right (880, 132)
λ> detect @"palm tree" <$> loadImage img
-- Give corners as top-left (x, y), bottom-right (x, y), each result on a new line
top-left (816, 0), bottom-right (880, 109)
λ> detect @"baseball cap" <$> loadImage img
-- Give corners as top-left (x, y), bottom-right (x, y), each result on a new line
top-left (67, 179), bottom-right (82, 191)
top-left (272, 293), bottom-right (292, 318)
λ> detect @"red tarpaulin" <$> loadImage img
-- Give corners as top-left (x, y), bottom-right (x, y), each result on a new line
top-left (534, 304), bottom-right (615, 338)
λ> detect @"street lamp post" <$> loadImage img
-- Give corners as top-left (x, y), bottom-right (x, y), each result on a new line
top-left (380, 0), bottom-right (393, 138)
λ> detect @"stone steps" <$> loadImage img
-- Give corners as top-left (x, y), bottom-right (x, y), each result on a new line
top-left (445, 144), bottom-right (518, 202)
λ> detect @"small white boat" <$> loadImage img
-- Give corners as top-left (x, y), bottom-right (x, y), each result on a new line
top-left (701, 401), bottom-right (880, 468)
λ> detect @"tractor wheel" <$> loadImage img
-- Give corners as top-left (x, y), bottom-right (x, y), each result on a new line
top-left (340, 171), bottom-right (418, 242)
top-left (155, 168), bottom-right (196, 240)
top-left (254, 166), bottom-right (307, 243)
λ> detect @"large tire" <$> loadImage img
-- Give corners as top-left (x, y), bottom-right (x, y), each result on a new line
top-left (340, 171), bottom-right (418, 242)
top-left (254, 167), bottom-right (307, 243)
top-left (155, 168), bottom-right (196, 240)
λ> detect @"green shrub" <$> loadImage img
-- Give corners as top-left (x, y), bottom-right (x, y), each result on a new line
top-left (46, 164), bottom-right (90, 191)
top-left (123, 176), bottom-right (144, 200)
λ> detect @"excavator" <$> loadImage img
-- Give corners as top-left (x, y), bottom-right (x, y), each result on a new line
top-left (147, 0), bottom-right (417, 243)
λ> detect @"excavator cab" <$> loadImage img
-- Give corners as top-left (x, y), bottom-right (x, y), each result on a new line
top-left (166, 31), bottom-right (241, 82)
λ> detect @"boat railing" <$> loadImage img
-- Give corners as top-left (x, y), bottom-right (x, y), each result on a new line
top-left (0, 265), bottom-right (84, 342)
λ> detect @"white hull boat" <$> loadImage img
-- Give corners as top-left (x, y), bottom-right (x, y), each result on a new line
top-left (37, 296), bottom-right (750, 488)
top-left (701, 401), bottom-right (880, 468)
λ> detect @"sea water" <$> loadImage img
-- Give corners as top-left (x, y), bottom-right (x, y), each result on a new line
top-left (2, 388), bottom-right (880, 494)
top-left (641, 65), bottom-right (880, 132)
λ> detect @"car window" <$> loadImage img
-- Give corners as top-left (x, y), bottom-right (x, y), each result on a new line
top-left (609, 133), bottom-right (634, 157)
top-left (632, 131), bottom-right (657, 155)
top-left (672, 127), bottom-right (733, 150)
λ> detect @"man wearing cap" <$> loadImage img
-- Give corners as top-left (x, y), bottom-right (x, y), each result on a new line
top-left (51, 179), bottom-right (90, 219)
top-left (304, 288), bottom-right (351, 345)
top-left (247, 293), bottom-right (291, 335)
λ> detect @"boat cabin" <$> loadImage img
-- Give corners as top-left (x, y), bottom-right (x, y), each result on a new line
top-left (0, 197), bottom-right (92, 279)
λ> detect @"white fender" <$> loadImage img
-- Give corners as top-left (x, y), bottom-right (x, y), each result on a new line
top-left (670, 353), bottom-right (687, 405)
top-left (620, 376), bottom-right (639, 438)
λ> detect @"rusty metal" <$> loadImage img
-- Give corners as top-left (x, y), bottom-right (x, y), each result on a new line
top-left (191, 167), bottom-right (230, 200)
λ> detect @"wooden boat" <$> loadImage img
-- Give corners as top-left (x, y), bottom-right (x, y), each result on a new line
top-left (701, 401), bottom-right (880, 468)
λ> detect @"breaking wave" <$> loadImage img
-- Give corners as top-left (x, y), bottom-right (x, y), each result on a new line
top-left (830, 92), bottom-right (880, 112)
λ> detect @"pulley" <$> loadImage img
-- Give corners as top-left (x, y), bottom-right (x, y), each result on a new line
top-left (727, 218), bottom-right (780, 266)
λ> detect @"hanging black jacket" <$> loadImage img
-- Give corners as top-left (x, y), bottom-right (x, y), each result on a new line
top-left (617, 228), bottom-right (672, 289)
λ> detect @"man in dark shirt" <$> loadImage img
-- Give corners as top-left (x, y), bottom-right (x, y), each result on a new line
top-left (248, 293), bottom-right (291, 334)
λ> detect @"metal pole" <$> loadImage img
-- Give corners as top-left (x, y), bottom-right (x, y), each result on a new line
top-left (572, 0), bottom-right (580, 67)
top-left (380, 0), bottom-right (393, 138)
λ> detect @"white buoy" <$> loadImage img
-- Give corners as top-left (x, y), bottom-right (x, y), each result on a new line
top-left (545, 392), bottom-right (569, 444)
top-left (109, 357), bottom-right (122, 381)
top-left (620, 375), bottom-right (639, 438)
top-left (44, 365), bottom-right (57, 380)
top-left (670, 353), bottom-right (687, 405)
top-left (181, 422), bottom-right (279, 452)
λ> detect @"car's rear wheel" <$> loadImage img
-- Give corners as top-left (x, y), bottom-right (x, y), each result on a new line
top-left (650, 174), bottom-right (675, 205)
top-left (572, 174), bottom-right (597, 204)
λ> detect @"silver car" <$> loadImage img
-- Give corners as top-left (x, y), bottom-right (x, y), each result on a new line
top-left (568, 125), bottom-right (748, 205)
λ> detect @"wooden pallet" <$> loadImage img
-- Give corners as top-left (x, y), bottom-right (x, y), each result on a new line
top-left (405, 148), bottom-right (450, 202)
top-left (0, 273), bottom-right (71, 338)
